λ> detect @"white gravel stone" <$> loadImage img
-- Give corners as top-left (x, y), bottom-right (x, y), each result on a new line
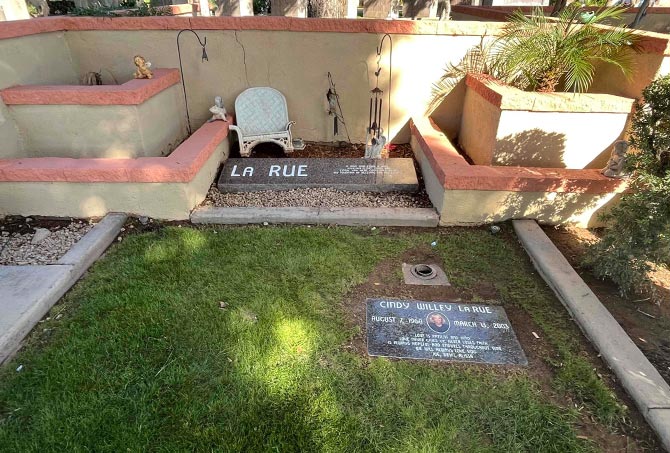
top-left (206, 187), bottom-right (432, 209)
top-left (0, 222), bottom-right (94, 266)
top-left (31, 228), bottom-right (51, 245)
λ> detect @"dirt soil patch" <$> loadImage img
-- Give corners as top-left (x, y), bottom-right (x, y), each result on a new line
top-left (543, 226), bottom-right (670, 386)
top-left (246, 142), bottom-right (414, 159)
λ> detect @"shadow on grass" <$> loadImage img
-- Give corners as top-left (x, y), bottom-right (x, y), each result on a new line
top-left (0, 227), bottom-right (610, 451)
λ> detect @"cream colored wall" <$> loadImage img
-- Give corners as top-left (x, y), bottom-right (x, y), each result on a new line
top-left (458, 88), bottom-right (500, 164)
top-left (10, 85), bottom-right (188, 158)
top-left (459, 86), bottom-right (629, 168)
top-left (439, 189), bottom-right (621, 228)
top-left (0, 139), bottom-right (229, 219)
top-left (0, 32), bottom-right (78, 158)
top-left (493, 110), bottom-right (629, 168)
top-left (0, 0), bottom-right (30, 20)
top-left (590, 52), bottom-right (670, 99)
top-left (410, 134), bottom-right (446, 212)
top-left (411, 132), bottom-right (621, 227)
top-left (65, 29), bottom-right (486, 144)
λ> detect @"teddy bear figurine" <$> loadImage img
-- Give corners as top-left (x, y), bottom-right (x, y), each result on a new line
top-left (601, 140), bottom-right (629, 178)
top-left (133, 55), bottom-right (153, 79)
top-left (208, 96), bottom-right (228, 122)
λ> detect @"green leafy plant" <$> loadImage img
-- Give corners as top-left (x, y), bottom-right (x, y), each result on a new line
top-left (428, 5), bottom-right (639, 110)
top-left (428, 36), bottom-right (504, 113)
top-left (494, 4), bottom-right (640, 93)
top-left (585, 75), bottom-right (670, 296)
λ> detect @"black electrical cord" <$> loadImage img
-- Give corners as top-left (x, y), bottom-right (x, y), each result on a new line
top-left (176, 29), bottom-right (208, 135)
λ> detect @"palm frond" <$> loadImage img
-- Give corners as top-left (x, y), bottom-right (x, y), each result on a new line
top-left (427, 37), bottom-right (494, 113)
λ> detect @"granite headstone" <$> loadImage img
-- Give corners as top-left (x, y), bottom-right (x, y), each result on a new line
top-left (366, 298), bottom-right (527, 365)
top-left (217, 158), bottom-right (418, 193)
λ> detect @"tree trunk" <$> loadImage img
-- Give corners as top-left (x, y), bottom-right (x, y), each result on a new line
top-left (550, 0), bottom-right (566, 16)
top-left (437, 0), bottom-right (450, 20)
top-left (309, 0), bottom-right (345, 17)
top-left (629, 0), bottom-right (650, 28)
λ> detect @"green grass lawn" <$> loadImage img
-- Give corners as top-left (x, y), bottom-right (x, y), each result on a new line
top-left (0, 226), bottom-right (630, 451)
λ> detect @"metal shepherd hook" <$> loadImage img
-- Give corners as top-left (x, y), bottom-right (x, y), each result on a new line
top-left (177, 29), bottom-right (209, 135)
top-left (376, 33), bottom-right (392, 142)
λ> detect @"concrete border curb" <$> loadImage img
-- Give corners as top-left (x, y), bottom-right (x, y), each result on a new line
top-left (0, 213), bottom-right (127, 365)
top-left (513, 219), bottom-right (670, 451)
top-left (190, 206), bottom-right (439, 227)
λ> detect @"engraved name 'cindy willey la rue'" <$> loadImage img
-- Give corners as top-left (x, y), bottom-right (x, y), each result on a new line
top-left (366, 298), bottom-right (527, 365)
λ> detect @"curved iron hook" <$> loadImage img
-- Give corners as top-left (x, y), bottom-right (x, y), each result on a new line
top-left (376, 33), bottom-right (392, 142)
top-left (177, 29), bottom-right (208, 135)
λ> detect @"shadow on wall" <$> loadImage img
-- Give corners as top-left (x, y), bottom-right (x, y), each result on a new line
top-left (482, 176), bottom-right (621, 227)
top-left (429, 78), bottom-right (466, 141)
top-left (494, 129), bottom-right (567, 168)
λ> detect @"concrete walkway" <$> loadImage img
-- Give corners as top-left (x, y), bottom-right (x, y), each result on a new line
top-left (191, 206), bottom-right (439, 227)
top-left (0, 213), bottom-right (126, 365)
top-left (513, 220), bottom-right (670, 451)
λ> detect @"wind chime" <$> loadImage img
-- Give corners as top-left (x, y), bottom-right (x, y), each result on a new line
top-left (365, 34), bottom-right (393, 159)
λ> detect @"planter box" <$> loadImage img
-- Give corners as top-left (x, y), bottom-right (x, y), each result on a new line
top-left (459, 75), bottom-right (635, 169)
top-left (0, 69), bottom-right (187, 159)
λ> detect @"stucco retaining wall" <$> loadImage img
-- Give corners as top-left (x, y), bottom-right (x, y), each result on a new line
top-left (0, 18), bottom-right (667, 148)
top-left (64, 28), bottom-right (488, 144)
top-left (0, 31), bottom-right (78, 158)
top-left (0, 119), bottom-right (229, 219)
top-left (8, 83), bottom-right (188, 158)
top-left (0, 139), bottom-right (227, 219)
top-left (460, 75), bottom-right (634, 169)
top-left (411, 116), bottom-right (627, 227)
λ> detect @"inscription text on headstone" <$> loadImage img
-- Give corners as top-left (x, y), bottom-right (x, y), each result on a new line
top-left (366, 298), bottom-right (527, 365)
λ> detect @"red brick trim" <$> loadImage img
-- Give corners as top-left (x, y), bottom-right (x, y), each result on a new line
top-left (0, 16), bottom-right (502, 40)
top-left (0, 68), bottom-right (180, 106)
top-left (1, 15), bottom-right (666, 55)
top-left (464, 74), bottom-right (635, 113)
top-left (410, 116), bottom-right (628, 194)
top-left (0, 119), bottom-right (228, 183)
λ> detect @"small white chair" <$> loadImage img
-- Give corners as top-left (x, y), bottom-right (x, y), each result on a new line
top-left (229, 87), bottom-right (304, 157)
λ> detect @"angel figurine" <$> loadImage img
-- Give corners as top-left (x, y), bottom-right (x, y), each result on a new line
top-left (133, 55), bottom-right (153, 79)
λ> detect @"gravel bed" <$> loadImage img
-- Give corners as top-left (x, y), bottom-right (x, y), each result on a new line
top-left (206, 187), bottom-right (433, 209)
top-left (0, 221), bottom-right (94, 265)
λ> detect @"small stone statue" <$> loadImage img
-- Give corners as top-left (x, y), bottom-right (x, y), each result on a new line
top-left (208, 96), bottom-right (228, 122)
top-left (133, 55), bottom-right (153, 79)
top-left (601, 140), bottom-right (629, 178)
top-left (366, 135), bottom-right (387, 159)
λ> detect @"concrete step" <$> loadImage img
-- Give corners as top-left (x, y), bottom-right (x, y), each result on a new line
top-left (191, 206), bottom-right (439, 227)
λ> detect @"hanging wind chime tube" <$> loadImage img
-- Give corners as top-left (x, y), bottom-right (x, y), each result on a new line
top-left (365, 34), bottom-right (392, 159)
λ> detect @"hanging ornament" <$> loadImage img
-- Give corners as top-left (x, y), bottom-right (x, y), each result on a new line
top-left (365, 34), bottom-right (392, 159)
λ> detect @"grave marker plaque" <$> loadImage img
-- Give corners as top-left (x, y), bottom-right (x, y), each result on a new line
top-left (217, 158), bottom-right (418, 192)
top-left (366, 298), bottom-right (527, 365)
